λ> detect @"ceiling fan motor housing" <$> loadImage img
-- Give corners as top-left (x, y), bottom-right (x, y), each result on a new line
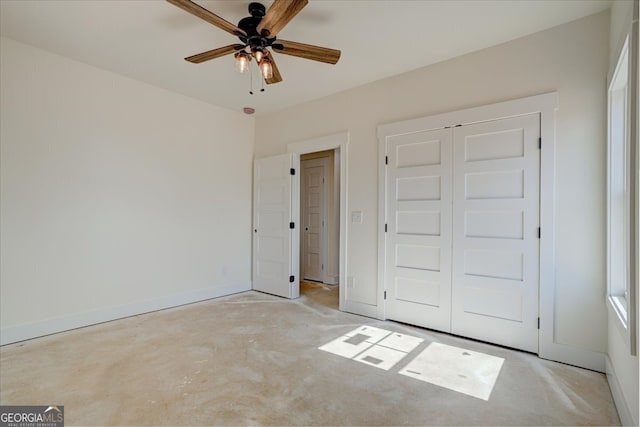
top-left (237, 3), bottom-right (276, 50)
top-left (248, 2), bottom-right (266, 18)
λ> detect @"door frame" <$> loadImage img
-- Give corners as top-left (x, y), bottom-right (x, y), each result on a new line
top-left (288, 132), bottom-right (349, 311)
top-left (378, 93), bottom-right (600, 371)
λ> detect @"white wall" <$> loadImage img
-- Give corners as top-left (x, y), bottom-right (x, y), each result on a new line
top-left (606, 1), bottom-right (639, 425)
top-left (255, 12), bottom-right (609, 362)
top-left (0, 37), bottom-right (254, 344)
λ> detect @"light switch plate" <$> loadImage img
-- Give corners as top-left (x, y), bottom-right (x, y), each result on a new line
top-left (351, 211), bottom-right (363, 223)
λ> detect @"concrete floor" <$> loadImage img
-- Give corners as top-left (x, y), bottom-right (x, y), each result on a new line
top-left (0, 284), bottom-right (620, 426)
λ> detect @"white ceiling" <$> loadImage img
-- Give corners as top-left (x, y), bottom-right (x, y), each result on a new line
top-left (0, 0), bottom-right (611, 116)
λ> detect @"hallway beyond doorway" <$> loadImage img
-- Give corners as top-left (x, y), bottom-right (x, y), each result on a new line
top-left (300, 280), bottom-right (339, 311)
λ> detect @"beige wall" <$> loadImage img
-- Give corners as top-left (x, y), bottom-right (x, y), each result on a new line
top-left (606, 1), bottom-right (639, 425)
top-left (256, 12), bottom-right (610, 354)
top-left (0, 37), bottom-right (254, 343)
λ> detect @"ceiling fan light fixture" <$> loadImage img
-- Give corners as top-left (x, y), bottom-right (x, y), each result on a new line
top-left (234, 51), bottom-right (251, 73)
top-left (252, 47), bottom-right (266, 63)
top-left (260, 57), bottom-right (273, 79)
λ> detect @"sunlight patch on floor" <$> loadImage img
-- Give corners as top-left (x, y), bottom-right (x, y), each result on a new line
top-left (399, 342), bottom-right (504, 400)
top-left (318, 325), bottom-right (423, 370)
top-left (319, 326), bottom-right (504, 400)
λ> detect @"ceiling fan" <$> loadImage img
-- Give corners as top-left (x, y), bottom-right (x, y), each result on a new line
top-left (167, 0), bottom-right (341, 85)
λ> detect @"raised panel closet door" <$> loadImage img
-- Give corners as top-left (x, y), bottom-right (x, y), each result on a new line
top-left (451, 114), bottom-right (540, 352)
top-left (385, 128), bottom-right (453, 333)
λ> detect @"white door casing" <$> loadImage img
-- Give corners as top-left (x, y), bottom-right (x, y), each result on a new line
top-left (288, 132), bottom-right (356, 315)
top-left (302, 157), bottom-right (329, 282)
top-left (252, 153), bottom-right (299, 299)
top-left (451, 114), bottom-right (540, 353)
top-left (384, 129), bottom-right (453, 333)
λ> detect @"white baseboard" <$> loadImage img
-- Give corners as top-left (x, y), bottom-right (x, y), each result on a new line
top-left (324, 276), bottom-right (339, 285)
top-left (340, 298), bottom-right (378, 318)
top-left (606, 355), bottom-right (635, 426)
top-left (0, 283), bottom-right (250, 346)
top-left (539, 334), bottom-right (606, 372)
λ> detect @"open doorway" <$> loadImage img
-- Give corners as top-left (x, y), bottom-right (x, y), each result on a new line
top-left (299, 149), bottom-right (340, 310)
top-left (252, 133), bottom-right (347, 308)
top-left (287, 131), bottom-right (348, 312)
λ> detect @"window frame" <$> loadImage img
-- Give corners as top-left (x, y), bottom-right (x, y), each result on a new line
top-left (607, 24), bottom-right (638, 357)
top-left (607, 36), bottom-right (631, 327)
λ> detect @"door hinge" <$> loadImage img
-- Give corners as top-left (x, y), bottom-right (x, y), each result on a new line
top-left (538, 137), bottom-right (542, 149)
top-left (538, 227), bottom-right (541, 239)
top-left (385, 156), bottom-right (388, 165)
top-left (290, 168), bottom-right (295, 175)
top-left (385, 223), bottom-right (388, 232)
top-left (289, 275), bottom-right (295, 283)
top-left (384, 291), bottom-right (387, 300)
top-left (321, 264), bottom-right (324, 271)
top-left (290, 222), bottom-right (295, 229)
top-left (322, 177), bottom-right (325, 184)
top-left (537, 317), bottom-right (540, 329)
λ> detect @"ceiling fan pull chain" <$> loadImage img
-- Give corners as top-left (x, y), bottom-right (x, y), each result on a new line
top-left (249, 63), bottom-right (254, 95)
top-left (261, 76), bottom-right (265, 93)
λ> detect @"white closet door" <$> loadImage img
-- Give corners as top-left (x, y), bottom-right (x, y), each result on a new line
top-left (253, 154), bottom-right (298, 299)
top-left (385, 128), bottom-right (453, 333)
top-left (451, 114), bottom-right (540, 352)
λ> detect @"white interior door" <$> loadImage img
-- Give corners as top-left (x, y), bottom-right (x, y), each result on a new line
top-left (253, 153), bottom-right (299, 299)
top-left (302, 158), bottom-right (328, 282)
top-left (384, 128), bottom-right (453, 333)
top-left (451, 114), bottom-right (540, 352)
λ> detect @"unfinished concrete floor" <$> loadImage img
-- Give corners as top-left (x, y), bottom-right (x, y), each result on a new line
top-left (1, 286), bottom-right (619, 426)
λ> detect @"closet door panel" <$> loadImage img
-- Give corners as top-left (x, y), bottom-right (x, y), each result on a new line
top-left (385, 129), bottom-right (453, 333)
top-left (451, 114), bottom-right (540, 353)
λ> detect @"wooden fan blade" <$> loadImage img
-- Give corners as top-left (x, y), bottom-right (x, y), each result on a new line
top-left (257, 0), bottom-right (308, 37)
top-left (166, 0), bottom-right (246, 36)
top-left (273, 40), bottom-right (341, 65)
top-left (265, 54), bottom-right (283, 85)
top-left (185, 44), bottom-right (245, 63)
